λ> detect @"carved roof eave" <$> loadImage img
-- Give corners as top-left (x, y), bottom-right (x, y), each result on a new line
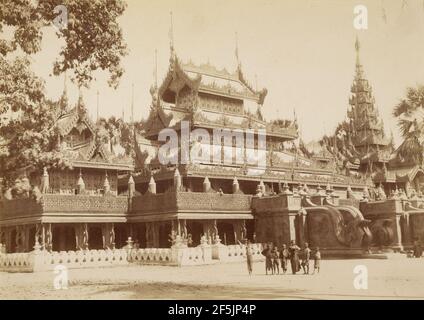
top-left (56, 106), bottom-right (96, 137)
top-left (158, 56), bottom-right (201, 98)
top-left (397, 165), bottom-right (424, 182)
top-left (68, 160), bottom-right (134, 171)
top-left (237, 66), bottom-right (268, 105)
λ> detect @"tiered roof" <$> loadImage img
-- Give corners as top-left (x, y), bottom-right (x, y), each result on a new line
top-left (347, 37), bottom-right (391, 159)
top-left (55, 92), bottom-right (133, 171)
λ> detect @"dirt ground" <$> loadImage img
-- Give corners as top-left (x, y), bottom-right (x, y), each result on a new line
top-left (1, 254), bottom-right (424, 299)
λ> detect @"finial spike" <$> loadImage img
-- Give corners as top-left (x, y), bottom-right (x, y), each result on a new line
top-left (235, 31), bottom-right (240, 68)
top-left (169, 11), bottom-right (174, 56)
top-left (131, 83), bottom-right (134, 124)
top-left (154, 49), bottom-right (158, 88)
top-left (355, 35), bottom-right (361, 66)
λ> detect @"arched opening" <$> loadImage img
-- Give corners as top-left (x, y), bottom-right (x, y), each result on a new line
top-left (217, 222), bottom-right (235, 245)
top-left (158, 222), bottom-right (171, 248)
top-left (88, 226), bottom-right (104, 250)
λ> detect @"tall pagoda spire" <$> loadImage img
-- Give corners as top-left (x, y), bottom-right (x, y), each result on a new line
top-left (347, 36), bottom-right (390, 171)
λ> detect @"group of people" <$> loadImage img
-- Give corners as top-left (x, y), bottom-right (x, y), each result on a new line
top-left (260, 241), bottom-right (321, 275)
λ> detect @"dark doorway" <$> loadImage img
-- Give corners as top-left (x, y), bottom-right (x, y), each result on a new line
top-left (10, 229), bottom-right (17, 253)
top-left (63, 225), bottom-right (76, 251)
top-left (52, 225), bottom-right (77, 252)
top-left (158, 222), bottom-right (172, 248)
top-left (187, 221), bottom-right (203, 246)
top-left (132, 223), bottom-right (147, 248)
top-left (28, 226), bottom-right (36, 252)
top-left (88, 226), bottom-right (104, 250)
top-left (246, 220), bottom-right (255, 242)
top-left (217, 222), bottom-right (235, 245)
top-left (114, 224), bottom-right (128, 248)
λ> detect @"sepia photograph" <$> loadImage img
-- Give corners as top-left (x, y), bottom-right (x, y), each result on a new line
top-left (1, 0), bottom-right (424, 306)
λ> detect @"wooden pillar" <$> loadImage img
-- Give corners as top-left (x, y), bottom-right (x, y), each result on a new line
top-left (41, 224), bottom-right (46, 250)
top-left (288, 213), bottom-right (297, 243)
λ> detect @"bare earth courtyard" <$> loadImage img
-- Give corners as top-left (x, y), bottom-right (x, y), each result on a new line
top-left (1, 256), bottom-right (424, 300)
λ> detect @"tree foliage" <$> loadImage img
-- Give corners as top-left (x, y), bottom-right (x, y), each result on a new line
top-left (0, 0), bottom-right (128, 188)
top-left (393, 85), bottom-right (424, 164)
top-left (97, 116), bottom-right (142, 157)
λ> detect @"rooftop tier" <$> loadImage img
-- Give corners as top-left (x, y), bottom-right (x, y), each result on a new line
top-left (142, 53), bottom-right (297, 142)
top-left (347, 37), bottom-right (391, 160)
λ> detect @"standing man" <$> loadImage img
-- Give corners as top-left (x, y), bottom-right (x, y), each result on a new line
top-left (271, 246), bottom-right (280, 275)
top-left (261, 242), bottom-right (273, 275)
top-left (301, 242), bottom-right (311, 275)
top-left (413, 239), bottom-right (422, 258)
top-left (288, 240), bottom-right (301, 274)
top-left (279, 244), bottom-right (289, 274)
top-left (242, 239), bottom-right (253, 276)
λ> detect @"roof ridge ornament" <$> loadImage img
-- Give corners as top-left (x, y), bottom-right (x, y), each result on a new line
top-left (169, 11), bottom-right (175, 61)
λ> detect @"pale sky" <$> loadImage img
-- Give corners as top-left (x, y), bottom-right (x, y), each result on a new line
top-left (27, 0), bottom-right (424, 145)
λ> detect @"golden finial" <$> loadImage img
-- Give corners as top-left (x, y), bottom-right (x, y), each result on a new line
top-left (355, 36), bottom-right (361, 66)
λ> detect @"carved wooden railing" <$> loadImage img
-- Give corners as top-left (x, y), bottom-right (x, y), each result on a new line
top-left (130, 191), bottom-right (252, 214)
top-left (176, 192), bottom-right (252, 212)
top-left (41, 194), bottom-right (129, 213)
top-left (0, 194), bottom-right (129, 221)
top-left (0, 198), bottom-right (43, 220)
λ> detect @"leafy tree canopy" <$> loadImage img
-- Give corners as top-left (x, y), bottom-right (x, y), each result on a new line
top-left (0, 0), bottom-right (128, 188)
top-left (393, 85), bottom-right (424, 164)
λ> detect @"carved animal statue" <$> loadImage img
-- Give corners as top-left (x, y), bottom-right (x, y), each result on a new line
top-left (304, 197), bottom-right (372, 248)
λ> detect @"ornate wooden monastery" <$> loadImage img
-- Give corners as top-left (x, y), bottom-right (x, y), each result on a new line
top-left (1, 38), bottom-right (424, 256)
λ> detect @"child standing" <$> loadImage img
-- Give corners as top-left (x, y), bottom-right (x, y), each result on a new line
top-left (312, 247), bottom-right (321, 274)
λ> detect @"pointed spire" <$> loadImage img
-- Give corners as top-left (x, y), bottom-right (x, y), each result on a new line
top-left (235, 31), bottom-right (240, 68)
top-left (59, 72), bottom-right (68, 111)
top-left (232, 176), bottom-right (240, 194)
top-left (103, 171), bottom-right (110, 194)
top-left (174, 168), bottom-right (181, 190)
top-left (148, 176), bottom-right (156, 194)
top-left (130, 83), bottom-right (134, 124)
top-left (77, 88), bottom-right (86, 114)
top-left (77, 169), bottom-right (85, 193)
top-left (154, 48), bottom-right (158, 89)
top-left (128, 174), bottom-right (135, 198)
top-left (169, 11), bottom-right (175, 59)
top-left (203, 176), bottom-right (211, 193)
top-left (355, 35), bottom-right (361, 67)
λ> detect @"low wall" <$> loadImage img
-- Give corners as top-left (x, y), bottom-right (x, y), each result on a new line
top-left (0, 244), bottom-right (215, 272)
top-left (212, 243), bottom-right (264, 262)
